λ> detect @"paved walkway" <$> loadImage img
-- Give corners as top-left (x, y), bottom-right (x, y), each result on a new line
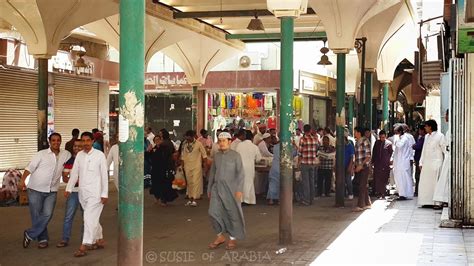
top-left (0, 186), bottom-right (473, 265)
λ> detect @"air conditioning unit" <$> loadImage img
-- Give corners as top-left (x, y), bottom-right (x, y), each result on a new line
top-left (267, 0), bottom-right (308, 18)
top-left (237, 52), bottom-right (261, 70)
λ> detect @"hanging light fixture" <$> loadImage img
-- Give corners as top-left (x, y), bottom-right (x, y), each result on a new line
top-left (247, 12), bottom-right (265, 31)
top-left (318, 38), bottom-right (332, 65)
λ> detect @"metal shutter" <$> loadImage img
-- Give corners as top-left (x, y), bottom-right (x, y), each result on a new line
top-left (0, 68), bottom-right (38, 171)
top-left (54, 74), bottom-right (99, 147)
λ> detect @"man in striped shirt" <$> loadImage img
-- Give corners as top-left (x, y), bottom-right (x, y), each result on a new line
top-left (353, 127), bottom-right (372, 212)
top-left (297, 124), bottom-right (319, 205)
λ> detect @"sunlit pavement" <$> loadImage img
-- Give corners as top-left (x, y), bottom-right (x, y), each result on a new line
top-left (0, 185), bottom-right (472, 265)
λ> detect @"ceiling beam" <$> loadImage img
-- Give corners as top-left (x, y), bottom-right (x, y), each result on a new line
top-left (173, 8), bottom-right (316, 19)
top-left (226, 31), bottom-right (326, 42)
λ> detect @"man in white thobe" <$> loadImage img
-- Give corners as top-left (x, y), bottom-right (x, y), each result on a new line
top-left (65, 131), bottom-right (108, 257)
top-left (236, 130), bottom-right (262, 205)
top-left (258, 133), bottom-right (273, 158)
top-left (230, 129), bottom-right (245, 151)
top-left (392, 126), bottom-right (414, 199)
top-left (434, 110), bottom-right (451, 205)
top-left (418, 120), bottom-right (445, 208)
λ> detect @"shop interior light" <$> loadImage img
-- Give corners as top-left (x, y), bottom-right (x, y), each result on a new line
top-left (247, 14), bottom-right (265, 31)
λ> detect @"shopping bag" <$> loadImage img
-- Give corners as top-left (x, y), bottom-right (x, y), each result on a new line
top-left (172, 166), bottom-right (186, 190)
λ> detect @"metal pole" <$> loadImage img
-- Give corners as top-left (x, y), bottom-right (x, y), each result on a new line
top-left (37, 58), bottom-right (48, 150)
top-left (348, 95), bottom-right (354, 135)
top-left (382, 83), bottom-right (389, 131)
top-left (192, 85), bottom-right (198, 131)
top-left (335, 52), bottom-right (347, 207)
top-left (118, 0), bottom-right (145, 265)
top-left (365, 71), bottom-right (373, 130)
top-left (355, 38), bottom-right (366, 127)
top-left (279, 16), bottom-right (294, 245)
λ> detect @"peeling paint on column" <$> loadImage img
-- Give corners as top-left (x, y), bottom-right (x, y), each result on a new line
top-left (119, 91), bottom-right (144, 142)
top-left (336, 106), bottom-right (346, 127)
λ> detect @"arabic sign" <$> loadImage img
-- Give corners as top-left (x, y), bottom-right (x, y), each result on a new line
top-left (145, 73), bottom-right (189, 88)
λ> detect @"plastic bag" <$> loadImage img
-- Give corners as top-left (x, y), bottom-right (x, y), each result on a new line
top-left (172, 166), bottom-right (186, 190)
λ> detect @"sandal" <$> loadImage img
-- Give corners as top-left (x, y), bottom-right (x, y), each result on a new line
top-left (208, 238), bottom-right (225, 250)
top-left (74, 249), bottom-right (87, 257)
top-left (352, 207), bottom-right (364, 212)
top-left (38, 242), bottom-right (49, 249)
top-left (226, 240), bottom-right (237, 250)
top-left (56, 241), bottom-right (68, 248)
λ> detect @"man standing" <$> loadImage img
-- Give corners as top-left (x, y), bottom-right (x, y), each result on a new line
top-left (371, 130), bottom-right (393, 198)
top-left (317, 136), bottom-right (336, 197)
top-left (57, 138), bottom-right (83, 248)
top-left (236, 130), bottom-right (262, 205)
top-left (230, 129), bottom-right (245, 151)
top-left (353, 127), bottom-right (372, 212)
top-left (418, 120), bottom-right (445, 208)
top-left (392, 126), bottom-right (414, 200)
top-left (258, 133), bottom-right (273, 158)
top-left (145, 127), bottom-right (155, 147)
top-left (21, 133), bottom-right (71, 249)
top-left (65, 132), bottom-right (108, 257)
top-left (208, 132), bottom-right (245, 250)
top-left (434, 110), bottom-right (451, 205)
top-left (344, 129), bottom-right (355, 199)
top-left (412, 124), bottom-right (426, 196)
top-left (298, 124), bottom-right (319, 206)
top-left (253, 124), bottom-right (267, 145)
top-left (181, 130), bottom-right (208, 207)
top-left (65, 128), bottom-right (80, 154)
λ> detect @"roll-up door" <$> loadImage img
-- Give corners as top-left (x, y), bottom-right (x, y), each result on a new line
top-left (54, 74), bottom-right (99, 147)
top-left (0, 68), bottom-right (38, 171)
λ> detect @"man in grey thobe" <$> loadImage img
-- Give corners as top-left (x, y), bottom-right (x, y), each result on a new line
top-left (207, 132), bottom-right (245, 250)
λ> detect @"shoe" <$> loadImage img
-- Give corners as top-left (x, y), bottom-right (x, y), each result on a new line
top-left (185, 201), bottom-right (192, 207)
top-left (23, 231), bottom-right (31, 248)
top-left (348, 195), bottom-right (354, 200)
top-left (190, 201), bottom-right (198, 207)
top-left (38, 241), bottom-right (49, 249)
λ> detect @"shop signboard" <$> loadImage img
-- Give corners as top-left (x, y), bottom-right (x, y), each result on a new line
top-left (298, 70), bottom-right (328, 97)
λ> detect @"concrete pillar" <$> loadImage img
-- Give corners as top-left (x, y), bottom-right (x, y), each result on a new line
top-left (37, 58), bottom-right (48, 150)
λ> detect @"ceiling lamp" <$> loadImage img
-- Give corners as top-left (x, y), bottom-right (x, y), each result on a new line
top-left (74, 49), bottom-right (88, 68)
top-left (247, 14), bottom-right (265, 31)
top-left (318, 38), bottom-right (332, 65)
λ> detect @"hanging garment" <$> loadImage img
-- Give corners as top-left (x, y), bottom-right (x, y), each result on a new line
top-left (264, 95), bottom-right (273, 110)
top-left (220, 93), bottom-right (226, 108)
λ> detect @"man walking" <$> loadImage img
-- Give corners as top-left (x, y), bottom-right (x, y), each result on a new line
top-left (208, 132), bottom-right (245, 250)
top-left (418, 120), bottom-right (445, 208)
top-left (21, 133), bottom-right (71, 248)
top-left (181, 130), bottom-right (208, 207)
top-left (297, 124), bottom-right (319, 205)
top-left (371, 130), bottom-right (393, 198)
top-left (57, 138), bottom-right (83, 248)
top-left (65, 132), bottom-right (108, 257)
top-left (353, 127), bottom-right (372, 212)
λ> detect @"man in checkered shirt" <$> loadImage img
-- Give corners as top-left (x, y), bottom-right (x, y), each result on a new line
top-left (353, 127), bottom-right (372, 212)
top-left (317, 136), bottom-right (336, 197)
top-left (297, 124), bottom-right (319, 205)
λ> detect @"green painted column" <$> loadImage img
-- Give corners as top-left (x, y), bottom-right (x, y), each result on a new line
top-left (192, 85), bottom-right (198, 131)
top-left (348, 95), bottom-right (354, 135)
top-left (365, 71), bottom-right (373, 130)
top-left (382, 83), bottom-right (389, 131)
top-left (335, 52), bottom-right (347, 207)
top-left (118, 0), bottom-right (145, 265)
top-left (279, 16), bottom-right (294, 245)
top-left (37, 58), bottom-right (48, 150)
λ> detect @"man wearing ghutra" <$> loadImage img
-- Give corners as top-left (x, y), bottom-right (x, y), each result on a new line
top-left (207, 132), bottom-right (245, 250)
top-left (180, 130), bottom-right (208, 207)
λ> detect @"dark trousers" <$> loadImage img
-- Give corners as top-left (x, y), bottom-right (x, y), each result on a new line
top-left (317, 169), bottom-right (332, 196)
top-left (355, 167), bottom-right (371, 208)
top-left (414, 161), bottom-right (421, 196)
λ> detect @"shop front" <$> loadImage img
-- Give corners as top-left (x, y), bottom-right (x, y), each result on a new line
top-left (139, 70), bottom-right (281, 141)
top-left (298, 70), bottom-right (336, 130)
